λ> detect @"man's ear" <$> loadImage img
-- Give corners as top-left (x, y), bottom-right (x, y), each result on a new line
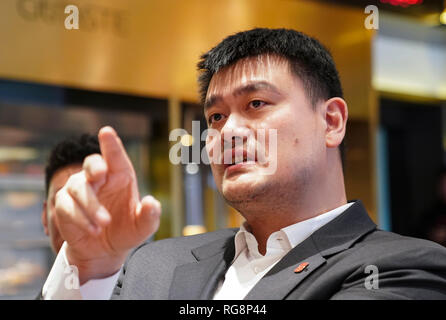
top-left (324, 97), bottom-right (348, 148)
top-left (42, 200), bottom-right (49, 236)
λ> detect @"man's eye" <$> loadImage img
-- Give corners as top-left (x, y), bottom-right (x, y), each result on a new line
top-left (249, 100), bottom-right (266, 109)
top-left (208, 113), bottom-right (224, 124)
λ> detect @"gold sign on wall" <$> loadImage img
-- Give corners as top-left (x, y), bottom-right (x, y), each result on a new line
top-left (0, 0), bottom-right (373, 120)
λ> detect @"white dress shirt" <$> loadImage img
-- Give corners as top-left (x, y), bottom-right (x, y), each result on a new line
top-left (42, 241), bottom-right (122, 300)
top-left (213, 202), bottom-right (353, 299)
top-left (42, 202), bottom-right (353, 300)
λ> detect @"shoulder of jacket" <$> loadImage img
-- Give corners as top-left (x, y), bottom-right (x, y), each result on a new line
top-left (129, 228), bottom-right (238, 259)
top-left (348, 229), bottom-right (446, 266)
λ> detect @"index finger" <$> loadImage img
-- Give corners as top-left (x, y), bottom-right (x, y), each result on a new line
top-left (98, 126), bottom-right (133, 173)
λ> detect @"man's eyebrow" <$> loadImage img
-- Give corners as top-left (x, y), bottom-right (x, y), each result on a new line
top-left (233, 81), bottom-right (281, 97)
top-left (204, 95), bottom-right (222, 110)
top-left (204, 81), bottom-right (281, 110)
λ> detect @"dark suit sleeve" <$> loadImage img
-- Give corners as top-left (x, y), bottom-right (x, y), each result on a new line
top-left (110, 263), bottom-right (126, 299)
top-left (110, 240), bottom-right (150, 300)
top-left (330, 239), bottom-right (446, 300)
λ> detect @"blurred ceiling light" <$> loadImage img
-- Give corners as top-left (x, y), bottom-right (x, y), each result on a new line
top-left (0, 147), bottom-right (38, 161)
top-left (441, 0), bottom-right (446, 25)
top-left (185, 163), bottom-right (199, 175)
top-left (183, 225), bottom-right (207, 236)
top-left (180, 134), bottom-right (194, 147)
top-left (440, 10), bottom-right (446, 25)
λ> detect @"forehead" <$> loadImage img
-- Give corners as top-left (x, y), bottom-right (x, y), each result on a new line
top-left (206, 54), bottom-right (295, 99)
top-left (48, 164), bottom-right (83, 195)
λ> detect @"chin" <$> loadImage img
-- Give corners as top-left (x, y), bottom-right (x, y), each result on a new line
top-left (221, 175), bottom-right (269, 204)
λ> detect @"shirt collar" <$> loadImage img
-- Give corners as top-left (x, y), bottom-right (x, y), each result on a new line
top-left (233, 202), bottom-right (355, 260)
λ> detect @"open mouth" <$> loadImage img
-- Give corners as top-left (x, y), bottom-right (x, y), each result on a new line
top-left (222, 149), bottom-right (257, 170)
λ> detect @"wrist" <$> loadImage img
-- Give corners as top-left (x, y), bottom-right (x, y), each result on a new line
top-left (65, 246), bottom-right (127, 285)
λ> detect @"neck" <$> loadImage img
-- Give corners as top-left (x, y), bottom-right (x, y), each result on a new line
top-left (236, 163), bottom-right (347, 255)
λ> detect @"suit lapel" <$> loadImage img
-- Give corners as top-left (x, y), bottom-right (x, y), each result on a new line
top-left (168, 234), bottom-right (236, 300)
top-left (245, 200), bottom-right (377, 300)
top-left (244, 237), bottom-right (326, 300)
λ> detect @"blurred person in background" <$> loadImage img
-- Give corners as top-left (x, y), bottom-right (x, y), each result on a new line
top-left (42, 134), bottom-right (100, 253)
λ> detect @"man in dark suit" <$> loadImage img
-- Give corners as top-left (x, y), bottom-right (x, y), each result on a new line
top-left (42, 28), bottom-right (446, 299)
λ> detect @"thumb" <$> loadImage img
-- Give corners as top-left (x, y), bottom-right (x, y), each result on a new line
top-left (135, 195), bottom-right (161, 240)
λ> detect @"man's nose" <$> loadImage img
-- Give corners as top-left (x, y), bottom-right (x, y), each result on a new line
top-left (220, 114), bottom-right (251, 148)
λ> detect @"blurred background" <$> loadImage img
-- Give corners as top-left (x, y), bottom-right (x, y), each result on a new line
top-left (0, 0), bottom-right (445, 298)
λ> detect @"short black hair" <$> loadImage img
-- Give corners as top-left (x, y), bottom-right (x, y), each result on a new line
top-left (197, 28), bottom-right (346, 167)
top-left (45, 134), bottom-right (100, 196)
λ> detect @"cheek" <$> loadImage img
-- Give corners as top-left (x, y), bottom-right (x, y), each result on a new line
top-left (273, 124), bottom-right (318, 168)
top-left (47, 208), bottom-right (59, 233)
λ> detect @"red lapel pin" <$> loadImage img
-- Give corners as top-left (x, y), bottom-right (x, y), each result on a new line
top-left (294, 262), bottom-right (309, 273)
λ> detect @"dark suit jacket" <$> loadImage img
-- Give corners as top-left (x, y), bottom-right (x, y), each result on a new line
top-left (111, 200), bottom-right (446, 299)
